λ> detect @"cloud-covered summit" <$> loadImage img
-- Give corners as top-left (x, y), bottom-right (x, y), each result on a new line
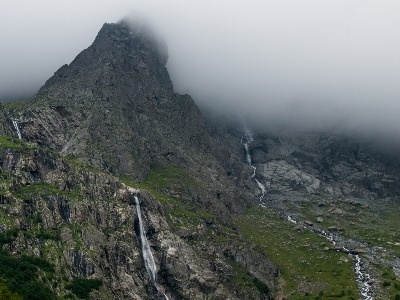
top-left (1, 1), bottom-right (400, 140)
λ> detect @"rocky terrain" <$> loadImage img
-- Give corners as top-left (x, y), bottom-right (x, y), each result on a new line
top-left (0, 20), bottom-right (399, 300)
top-left (240, 131), bottom-right (400, 299)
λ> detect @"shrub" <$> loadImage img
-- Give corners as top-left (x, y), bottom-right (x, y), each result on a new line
top-left (0, 249), bottom-right (56, 299)
top-left (252, 277), bottom-right (269, 294)
top-left (0, 281), bottom-right (23, 300)
top-left (383, 280), bottom-right (391, 287)
top-left (67, 278), bottom-right (102, 299)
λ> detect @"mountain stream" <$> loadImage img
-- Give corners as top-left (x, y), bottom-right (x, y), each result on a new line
top-left (243, 130), bottom-right (374, 300)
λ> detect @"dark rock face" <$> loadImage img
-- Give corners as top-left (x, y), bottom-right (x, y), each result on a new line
top-left (250, 132), bottom-right (400, 198)
top-left (0, 103), bottom-right (14, 136)
top-left (5, 19), bottom-right (399, 300)
top-left (18, 22), bottom-right (208, 180)
top-left (13, 21), bottom-right (253, 217)
top-left (1, 21), bottom-right (278, 299)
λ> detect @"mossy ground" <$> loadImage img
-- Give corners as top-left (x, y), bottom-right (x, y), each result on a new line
top-left (375, 265), bottom-right (400, 299)
top-left (14, 183), bottom-right (81, 201)
top-left (0, 136), bottom-right (35, 151)
top-left (290, 196), bottom-right (400, 257)
top-left (3, 98), bottom-right (28, 110)
top-left (121, 165), bottom-right (215, 231)
top-left (235, 206), bottom-right (359, 299)
top-left (122, 166), bottom-right (273, 297)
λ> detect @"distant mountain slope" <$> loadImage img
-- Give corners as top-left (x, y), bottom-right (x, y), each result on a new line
top-left (1, 20), bottom-right (399, 300)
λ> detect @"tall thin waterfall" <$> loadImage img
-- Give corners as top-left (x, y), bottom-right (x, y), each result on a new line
top-left (134, 195), bottom-right (157, 285)
top-left (12, 119), bottom-right (22, 139)
top-left (243, 130), bottom-right (267, 205)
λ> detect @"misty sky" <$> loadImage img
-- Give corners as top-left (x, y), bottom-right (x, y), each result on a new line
top-left (1, 1), bottom-right (400, 137)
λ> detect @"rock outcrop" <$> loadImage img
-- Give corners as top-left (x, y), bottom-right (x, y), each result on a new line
top-left (2, 19), bottom-right (399, 300)
top-left (249, 132), bottom-right (400, 199)
top-left (0, 21), bottom-right (278, 299)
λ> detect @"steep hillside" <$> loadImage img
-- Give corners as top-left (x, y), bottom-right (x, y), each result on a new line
top-left (239, 130), bottom-right (400, 299)
top-left (1, 20), bottom-right (400, 300)
top-left (0, 21), bottom-right (278, 300)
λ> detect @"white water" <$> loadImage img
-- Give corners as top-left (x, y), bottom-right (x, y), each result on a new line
top-left (242, 128), bottom-right (374, 299)
top-left (306, 226), bottom-right (374, 299)
top-left (355, 255), bottom-right (373, 300)
top-left (134, 195), bottom-right (170, 299)
top-left (243, 130), bottom-right (267, 205)
top-left (134, 195), bottom-right (157, 286)
top-left (11, 119), bottom-right (22, 139)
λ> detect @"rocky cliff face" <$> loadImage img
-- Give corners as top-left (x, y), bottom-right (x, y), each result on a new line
top-left (0, 21), bottom-right (278, 300)
top-left (1, 20), bottom-right (400, 300)
top-left (15, 22), bottom-right (206, 178)
top-left (249, 132), bottom-right (400, 199)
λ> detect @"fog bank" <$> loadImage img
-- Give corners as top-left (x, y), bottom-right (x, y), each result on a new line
top-left (1, 1), bottom-right (400, 139)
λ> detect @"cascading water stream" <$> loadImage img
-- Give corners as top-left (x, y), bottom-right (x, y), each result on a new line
top-left (11, 119), bottom-right (22, 139)
top-left (355, 255), bottom-right (373, 300)
top-left (134, 195), bottom-right (170, 299)
top-left (241, 128), bottom-right (374, 298)
top-left (291, 216), bottom-right (374, 300)
top-left (318, 229), bottom-right (373, 299)
top-left (242, 130), bottom-right (267, 205)
top-left (134, 195), bottom-right (157, 286)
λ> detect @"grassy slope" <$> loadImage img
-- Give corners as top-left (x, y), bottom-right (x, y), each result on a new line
top-left (273, 194), bottom-right (400, 299)
top-left (235, 206), bottom-right (359, 300)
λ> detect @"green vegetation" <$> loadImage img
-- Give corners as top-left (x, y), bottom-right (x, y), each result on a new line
top-left (143, 165), bottom-right (198, 192)
top-left (14, 183), bottom-right (80, 201)
top-left (224, 258), bottom-right (271, 298)
top-left (23, 228), bottom-right (61, 242)
top-left (67, 278), bottom-right (102, 299)
top-left (0, 136), bottom-right (35, 151)
top-left (4, 99), bottom-right (28, 110)
top-left (121, 165), bottom-right (198, 203)
top-left (252, 277), bottom-right (270, 294)
top-left (379, 268), bottom-right (400, 300)
top-left (0, 172), bottom-right (14, 196)
top-left (120, 165), bottom-right (215, 230)
top-left (0, 229), bottom-right (57, 300)
top-left (235, 206), bottom-right (359, 299)
top-left (0, 228), bottom-right (19, 245)
top-left (0, 280), bottom-right (23, 300)
top-left (36, 229), bottom-right (61, 241)
top-left (291, 196), bottom-right (400, 257)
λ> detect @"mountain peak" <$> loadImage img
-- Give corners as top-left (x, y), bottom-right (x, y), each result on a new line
top-left (94, 21), bottom-right (168, 65)
top-left (16, 21), bottom-right (206, 179)
top-left (39, 20), bottom-right (170, 95)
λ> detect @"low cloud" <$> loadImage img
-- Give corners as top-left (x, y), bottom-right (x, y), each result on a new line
top-left (1, 1), bottom-right (400, 141)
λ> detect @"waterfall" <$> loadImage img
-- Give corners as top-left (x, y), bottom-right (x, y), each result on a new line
top-left (134, 195), bottom-right (157, 286)
top-left (11, 119), bottom-right (22, 139)
top-left (134, 195), bottom-right (170, 299)
top-left (243, 130), bottom-right (267, 205)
